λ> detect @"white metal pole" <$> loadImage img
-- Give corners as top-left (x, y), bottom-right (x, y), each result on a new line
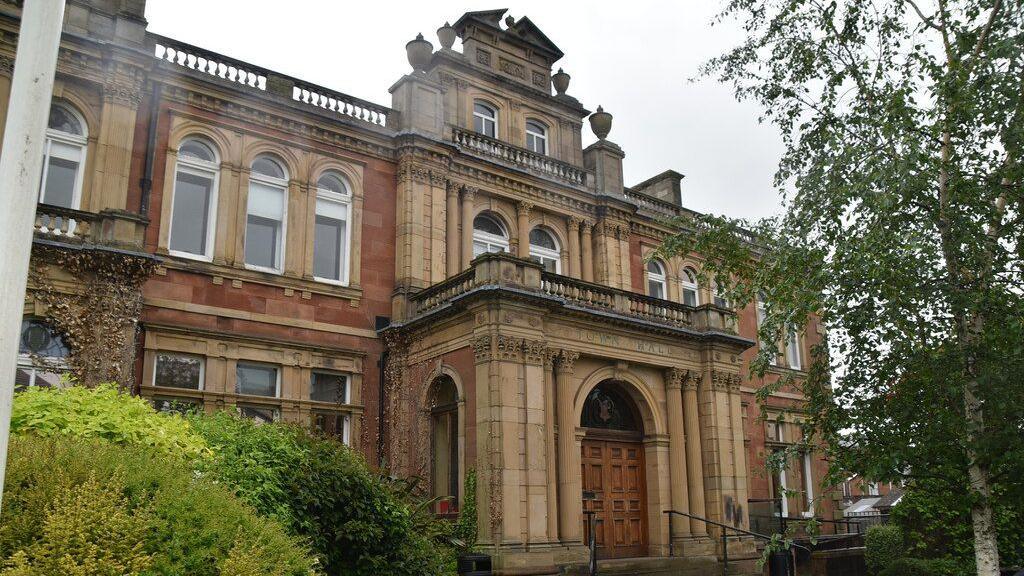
top-left (0, 0), bottom-right (67, 512)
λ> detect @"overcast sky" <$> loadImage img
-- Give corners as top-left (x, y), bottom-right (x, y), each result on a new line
top-left (145, 1), bottom-right (785, 220)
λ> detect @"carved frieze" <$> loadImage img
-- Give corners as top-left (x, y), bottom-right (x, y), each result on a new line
top-left (498, 57), bottom-right (525, 80)
top-left (709, 369), bottom-right (742, 392)
top-left (472, 335), bottom-right (493, 361)
top-left (532, 70), bottom-right (547, 88)
top-left (523, 339), bottom-right (547, 365)
top-left (495, 335), bottom-right (522, 361)
top-left (476, 49), bottom-right (492, 66)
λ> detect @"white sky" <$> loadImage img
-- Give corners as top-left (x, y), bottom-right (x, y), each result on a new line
top-left (145, 1), bottom-right (785, 220)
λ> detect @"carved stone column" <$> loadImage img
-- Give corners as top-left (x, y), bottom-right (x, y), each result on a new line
top-left (683, 371), bottom-right (708, 535)
top-left (543, 348), bottom-right (560, 542)
top-left (556, 349), bottom-right (582, 543)
top-left (665, 368), bottom-right (692, 538)
top-left (516, 201), bottom-right (532, 258)
top-left (461, 186), bottom-right (477, 269)
top-left (581, 220), bottom-right (594, 282)
top-left (567, 216), bottom-right (582, 279)
top-left (446, 181), bottom-right (460, 276)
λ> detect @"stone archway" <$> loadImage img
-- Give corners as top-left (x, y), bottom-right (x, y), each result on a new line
top-left (580, 380), bottom-right (649, 559)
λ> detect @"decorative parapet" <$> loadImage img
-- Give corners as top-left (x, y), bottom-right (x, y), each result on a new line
top-left (452, 127), bottom-right (589, 188)
top-left (34, 204), bottom-right (148, 252)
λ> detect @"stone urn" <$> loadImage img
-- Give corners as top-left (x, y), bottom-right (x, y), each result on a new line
top-left (589, 106), bottom-right (612, 140)
top-left (552, 68), bottom-right (570, 94)
top-left (437, 22), bottom-right (456, 50)
top-left (406, 33), bottom-right (433, 72)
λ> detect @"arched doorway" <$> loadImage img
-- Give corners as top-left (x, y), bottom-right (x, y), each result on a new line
top-left (428, 375), bottom-right (459, 516)
top-left (580, 381), bottom-right (648, 559)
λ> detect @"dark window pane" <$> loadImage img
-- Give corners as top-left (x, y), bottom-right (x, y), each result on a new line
top-left (154, 354), bottom-right (202, 390)
top-left (238, 405), bottom-right (277, 424)
top-left (245, 215), bottom-right (279, 269)
top-left (313, 412), bottom-right (345, 437)
top-left (311, 372), bottom-right (347, 403)
top-left (48, 106), bottom-right (83, 134)
top-left (42, 156), bottom-right (77, 207)
top-left (683, 290), bottom-right (697, 307)
top-left (314, 215), bottom-right (343, 280)
top-left (169, 171), bottom-right (213, 255)
top-left (19, 319), bottom-right (69, 357)
top-left (154, 398), bottom-right (201, 415)
top-left (236, 364), bottom-right (277, 397)
top-left (581, 383), bottom-right (641, 432)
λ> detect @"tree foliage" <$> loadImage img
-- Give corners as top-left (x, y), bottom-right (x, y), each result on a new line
top-left (654, 1), bottom-right (1023, 573)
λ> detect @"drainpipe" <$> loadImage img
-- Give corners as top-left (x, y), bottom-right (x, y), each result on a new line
top-left (139, 82), bottom-right (161, 216)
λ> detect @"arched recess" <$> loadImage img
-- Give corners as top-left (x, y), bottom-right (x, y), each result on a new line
top-left (422, 365), bottom-right (466, 514)
top-left (572, 366), bottom-right (665, 436)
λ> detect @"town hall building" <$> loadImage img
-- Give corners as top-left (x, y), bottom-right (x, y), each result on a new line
top-left (0, 1), bottom-right (832, 573)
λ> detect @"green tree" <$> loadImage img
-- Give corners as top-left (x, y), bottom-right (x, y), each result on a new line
top-left (654, 2), bottom-right (1023, 575)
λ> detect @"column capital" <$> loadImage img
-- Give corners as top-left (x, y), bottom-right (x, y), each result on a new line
top-left (446, 179), bottom-right (461, 196)
top-left (567, 215), bottom-right (581, 232)
top-left (556, 349), bottom-right (580, 374)
top-left (580, 218), bottom-right (594, 232)
top-left (523, 339), bottom-right (547, 365)
top-left (709, 369), bottom-right (741, 392)
top-left (462, 185), bottom-right (478, 200)
top-left (543, 347), bottom-right (559, 369)
top-left (664, 367), bottom-right (687, 390)
top-left (517, 200), bottom-right (534, 216)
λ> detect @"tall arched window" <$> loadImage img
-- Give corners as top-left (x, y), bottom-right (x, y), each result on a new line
top-left (245, 155), bottom-right (288, 273)
top-left (525, 120), bottom-right (547, 155)
top-left (429, 376), bottom-right (459, 514)
top-left (528, 227), bottom-right (560, 273)
top-left (473, 101), bottom-right (497, 138)
top-left (168, 137), bottom-right (219, 259)
top-left (646, 260), bottom-right (667, 299)
top-left (680, 267), bottom-right (700, 306)
top-left (16, 318), bottom-right (71, 390)
top-left (313, 171), bottom-right (351, 285)
top-left (472, 213), bottom-right (509, 257)
top-left (40, 103), bottom-right (88, 209)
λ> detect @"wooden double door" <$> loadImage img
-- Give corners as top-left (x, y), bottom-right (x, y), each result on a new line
top-left (581, 434), bottom-right (648, 559)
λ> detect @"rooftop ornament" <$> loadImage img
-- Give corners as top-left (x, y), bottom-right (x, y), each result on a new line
top-left (552, 68), bottom-right (570, 95)
top-left (437, 22), bottom-right (456, 50)
top-left (589, 106), bottom-right (612, 140)
top-left (406, 33), bottom-right (433, 73)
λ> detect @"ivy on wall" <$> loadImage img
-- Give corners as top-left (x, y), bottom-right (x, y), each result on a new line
top-left (28, 245), bottom-right (155, 390)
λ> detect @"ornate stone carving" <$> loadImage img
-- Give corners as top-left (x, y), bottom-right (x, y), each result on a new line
top-left (104, 80), bottom-right (144, 108)
top-left (523, 339), bottom-right (546, 365)
top-left (557, 349), bottom-right (580, 374)
top-left (476, 49), bottom-right (491, 66)
top-left (567, 215), bottom-right (582, 232)
top-left (499, 57), bottom-right (526, 80)
top-left (532, 70), bottom-right (547, 88)
top-left (0, 55), bottom-right (13, 75)
top-left (543, 348), bottom-right (559, 369)
top-left (472, 335), bottom-right (492, 361)
top-left (517, 200), bottom-right (533, 217)
top-left (462, 185), bottom-right (478, 201)
top-left (495, 335), bottom-right (522, 361)
top-left (709, 370), bottom-right (741, 392)
top-left (396, 162), bottom-right (430, 184)
top-left (428, 170), bottom-right (447, 187)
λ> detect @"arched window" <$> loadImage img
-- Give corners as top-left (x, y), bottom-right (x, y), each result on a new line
top-left (245, 155), bottom-right (288, 272)
top-left (646, 260), bottom-right (667, 299)
top-left (472, 213), bottom-right (509, 257)
top-left (313, 171), bottom-right (351, 285)
top-left (525, 120), bottom-right (547, 155)
top-left (581, 382), bottom-right (642, 433)
top-left (680, 267), bottom-right (700, 306)
top-left (39, 103), bottom-right (88, 209)
top-left (473, 101), bottom-right (497, 138)
top-left (168, 137), bottom-right (220, 259)
top-left (15, 318), bottom-right (71, 390)
top-left (528, 227), bottom-right (560, 273)
top-left (429, 376), bottom-right (460, 514)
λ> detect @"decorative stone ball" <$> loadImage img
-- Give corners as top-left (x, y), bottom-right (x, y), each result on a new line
top-left (552, 68), bottom-right (570, 95)
top-left (590, 106), bottom-right (613, 140)
top-left (406, 33), bottom-right (434, 72)
top-left (437, 22), bottom-right (456, 50)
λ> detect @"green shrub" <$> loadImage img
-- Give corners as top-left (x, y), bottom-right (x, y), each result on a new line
top-left (188, 411), bottom-right (452, 575)
top-left (877, 557), bottom-right (971, 576)
top-left (1, 473), bottom-right (151, 576)
top-left (454, 468), bottom-right (478, 550)
top-left (864, 525), bottom-right (903, 576)
top-left (0, 436), bottom-right (316, 576)
top-left (10, 384), bottom-right (208, 460)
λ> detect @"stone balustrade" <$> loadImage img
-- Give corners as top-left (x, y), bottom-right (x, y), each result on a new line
top-left (452, 127), bottom-right (588, 187)
top-left (292, 80), bottom-right (390, 127)
top-left (153, 34), bottom-right (268, 90)
top-left (408, 252), bottom-right (738, 335)
top-left (34, 204), bottom-right (148, 251)
top-left (624, 188), bottom-right (681, 219)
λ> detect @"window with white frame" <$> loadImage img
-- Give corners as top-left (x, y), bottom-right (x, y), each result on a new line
top-left (153, 353), bottom-right (204, 390)
top-left (15, 318), bottom-right (71, 391)
top-left (713, 279), bottom-right (730, 308)
top-left (646, 260), bottom-right (667, 299)
top-left (681, 267), bottom-right (700, 306)
top-left (802, 451), bottom-right (815, 516)
top-left (786, 329), bottom-right (803, 370)
top-left (770, 447), bottom-right (789, 517)
top-left (528, 227), bottom-right (560, 273)
top-left (235, 362), bottom-right (279, 397)
top-left (168, 138), bottom-right (219, 259)
top-left (40, 103), bottom-right (88, 209)
top-left (472, 213), bottom-right (509, 257)
top-left (313, 171), bottom-right (351, 284)
top-left (244, 156), bottom-right (288, 272)
top-left (311, 371), bottom-right (349, 404)
top-left (473, 101), bottom-right (497, 138)
top-left (525, 120), bottom-right (547, 155)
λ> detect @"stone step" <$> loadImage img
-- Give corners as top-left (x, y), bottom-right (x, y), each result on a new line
top-left (560, 555), bottom-right (760, 576)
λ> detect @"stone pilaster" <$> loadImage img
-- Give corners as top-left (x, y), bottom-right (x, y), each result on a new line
top-left (665, 367), bottom-right (692, 538)
top-left (446, 180), bottom-right (460, 276)
top-left (580, 220), bottom-right (594, 283)
top-left (682, 370), bottom-right (708, 536)
top-left (567, 216), bottom-right (582, 279)
top-left (461, 186), bottom-right (477, 269)
top-left (542, 348), bottom-right (559, 542)
top-left (556, 349), bottom-right (582, 543)
top-left (516, 201), bottom-right (532, 258)
top-left (699, 366), bottom-right (745, 530)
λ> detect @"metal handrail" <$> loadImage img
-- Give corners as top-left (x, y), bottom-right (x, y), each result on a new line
top-left (663, 510), bottom-right (809, 576)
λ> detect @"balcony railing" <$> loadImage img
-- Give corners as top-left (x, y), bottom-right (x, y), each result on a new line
top-left (34, 204), bottom-right (93, 240)
top-left (34, 204), bottom-right (147, 250)
top-left (452, 127), bottom-right (588, 187)
top-left (152, 34), bottom-right (392, 129)
top-left (624, 188), bottom-right (681, 219)
top-left (408, 253), bottom-right (738, 334)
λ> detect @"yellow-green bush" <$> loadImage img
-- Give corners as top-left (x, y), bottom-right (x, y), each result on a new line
top-left (10, 384), bottom-right (208, 460)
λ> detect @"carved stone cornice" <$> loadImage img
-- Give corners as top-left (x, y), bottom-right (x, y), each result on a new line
top-left (523, 339), bottom-right (546, 365)
top-left (396, 162), bottom-right (431, 184)
top-left (495, 335), bottom-right (522, 361)
top-left (556, 349), bottom-right (580, 374)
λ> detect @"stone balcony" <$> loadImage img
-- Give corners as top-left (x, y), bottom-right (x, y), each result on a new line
top-left (403, 252), bottom-right (741, 339)
top-left (452, 127), bottom-right (591, 189)
top-left (34, 203), bottom-right (150, 254)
